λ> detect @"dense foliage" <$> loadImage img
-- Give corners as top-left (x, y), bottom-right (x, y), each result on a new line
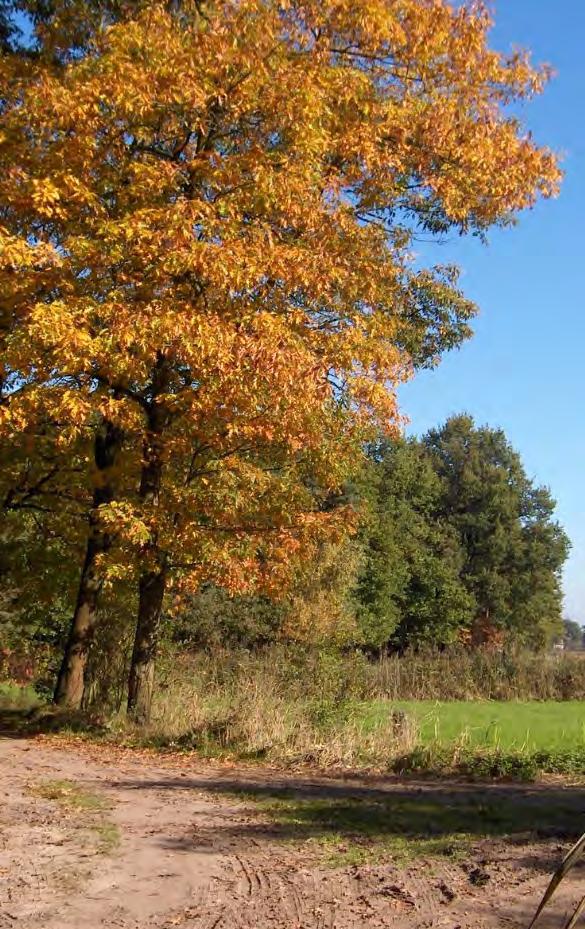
top-left (356, 436), bottom-right (472, 650)
top-left (1, 415), bottom-right (569, 694)
top-left (357, 417), bottom-right (569, 652)
top-left (0, 0), bottom-right (565, 719)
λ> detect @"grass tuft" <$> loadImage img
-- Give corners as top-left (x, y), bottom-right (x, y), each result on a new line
top-left (28, 778), bottom-right (119, 856)
top-left (91, 820), bottom-right (121, 854)
top-left (29, 779), bottom-right (111, 811)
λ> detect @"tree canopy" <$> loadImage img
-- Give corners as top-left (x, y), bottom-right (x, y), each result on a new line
top-left (0, 0), bottom-right (564, 719)
top-left (356, 417), bottom-right (570, 651)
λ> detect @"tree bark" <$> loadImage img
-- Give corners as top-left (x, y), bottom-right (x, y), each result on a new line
top-left (127, 384), bottom-right (169, 724)
top-left (54, 420), bottom-right (122, 708)
top-left (126, 564), bottom-right (166, 723)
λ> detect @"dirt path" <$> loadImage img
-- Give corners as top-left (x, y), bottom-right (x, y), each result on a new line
top-left (1, 736), bottom-right (585, 929)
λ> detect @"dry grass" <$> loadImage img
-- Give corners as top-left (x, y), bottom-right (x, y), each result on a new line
top-left (127, 647), bottom-right (585, 774)
top-left (146, 654), bottom-right (419, 766)
top-left (368, 648), bottom-right (585, 701)
top-left (9, 645), bottom-right (585, 776)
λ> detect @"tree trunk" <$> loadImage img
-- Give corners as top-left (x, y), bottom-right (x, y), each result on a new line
top-left (126, 565), bottom-right (166, 723)
top-left (127, 385), bottom-right (169, 724)
top-left (54, 420), bottom-right (122, 708)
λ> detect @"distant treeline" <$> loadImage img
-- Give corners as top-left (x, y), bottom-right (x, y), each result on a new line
top-left (173, 414), bottom-right (569, 655)
top-left (2, 413), bottom-right (568, 704)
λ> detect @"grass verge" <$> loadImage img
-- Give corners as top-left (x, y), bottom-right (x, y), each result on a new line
top-left (6, 647), bottom-right (585, 780)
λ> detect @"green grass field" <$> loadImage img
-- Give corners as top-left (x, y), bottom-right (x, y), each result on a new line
top-left (353, 699), bottom-right (585, 776)
top-left (367, 700), bottom-right (585, 752)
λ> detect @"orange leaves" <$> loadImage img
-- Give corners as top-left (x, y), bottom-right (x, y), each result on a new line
top-left (0, 0), bottom-right (561, 599)
top-left (29, 178), bottom-right (64, 219)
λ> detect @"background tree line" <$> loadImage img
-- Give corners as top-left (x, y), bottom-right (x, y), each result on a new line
top-left (172, 414), bottom-right (570, 654)
top-left (1, 413), bottom-right (570, 701)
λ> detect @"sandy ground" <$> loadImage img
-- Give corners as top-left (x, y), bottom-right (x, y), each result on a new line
top-left (1, 736), bottom-right (585, 929)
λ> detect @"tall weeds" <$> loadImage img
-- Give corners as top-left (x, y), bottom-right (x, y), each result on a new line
top-left (369, 647), bottom-right (585, 701)
top-left (141, 645), bottom-right (585, 769)
top-left (148, 646), bottom-right (418, 765)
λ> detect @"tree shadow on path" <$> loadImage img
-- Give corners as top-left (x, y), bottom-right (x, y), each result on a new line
top-left (108, 770), bottom-right (585, 871)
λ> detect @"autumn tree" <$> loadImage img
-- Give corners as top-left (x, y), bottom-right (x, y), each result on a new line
top-left (0, 423), bottom-right (92, 686)
top-left (1, 0), bottom-right (561, 720)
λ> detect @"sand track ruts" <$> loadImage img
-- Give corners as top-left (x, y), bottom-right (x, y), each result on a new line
top-left (1, 737), bottom-right (584, 928)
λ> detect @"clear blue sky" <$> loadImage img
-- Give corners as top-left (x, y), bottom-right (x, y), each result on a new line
top-left (400, 1), bottom-right (585, 622)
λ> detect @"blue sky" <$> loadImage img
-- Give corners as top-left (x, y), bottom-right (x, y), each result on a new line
top-left (400, 1), bottom-right (585, 621)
